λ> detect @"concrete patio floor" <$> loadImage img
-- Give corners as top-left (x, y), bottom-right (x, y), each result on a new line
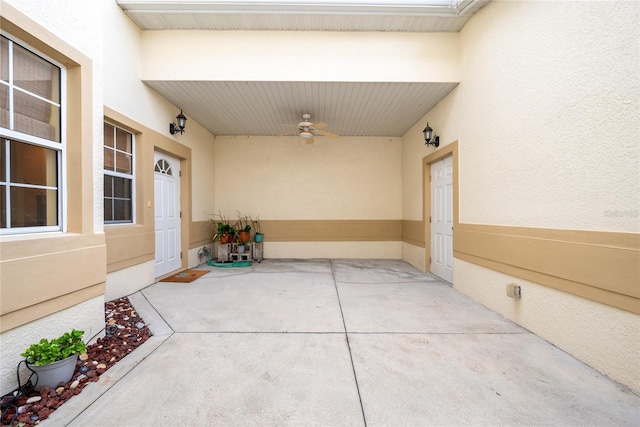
top-left (45, 259), bottom-right (639, 426)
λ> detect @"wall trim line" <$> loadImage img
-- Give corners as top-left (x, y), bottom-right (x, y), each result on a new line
top-left (454, 224), bottom-right (640, 314)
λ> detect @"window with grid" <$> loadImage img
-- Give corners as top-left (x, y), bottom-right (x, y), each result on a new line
top-left (0, 34), bottom-right (63, 233)
top-left (103, 123), bottom-right (134, 224)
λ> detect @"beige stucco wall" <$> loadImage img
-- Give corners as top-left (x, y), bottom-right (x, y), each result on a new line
top-left (1, 0), bottom-right (107, 393)
top-left (3, 0), bottom-right (637, 397)
top-left (458, 0), bottom-right (638, 232)
top-left (402, 88), bottom-right (457, 222)
top-left (141, 31), bottom-right (459, 83)
top-left (0, 296), bottom-right (104, 394)
top-left (4, 0), bottom-right (106, 234)
top-left (0, 297), bottom-right (105, 393)
top-left (101, 0), bottom-right (216, 223)
top-left (214, 135), bottom-right (402, 257)
top-left (455, 259), bottom-right (640, 393)
top-left (401, 0), bottom-right (640, 392)
top-left (100, 0), bottom-right (216, 298)
top-left (104, 261), bottom-right (155, 302)
top-left (402, 242), bottom-right (426, 271)
top-left (214, 136), bottom-right (402, 220)
top-left (266, 241), bottom-right (402, 259)
top-left (0, 0), bottom-right (216, 393)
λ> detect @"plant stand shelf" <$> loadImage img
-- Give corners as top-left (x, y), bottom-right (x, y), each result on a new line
top-left (216, 243), bottom-right (231, 262)
top-left (231, 252), bottom-right (252, 262)
top-left (252, 242), bottom-right (263, 262)
top-left (231, 243), bottom-right (253, 261)
top-left (216, 242), bottom-right (263, 262)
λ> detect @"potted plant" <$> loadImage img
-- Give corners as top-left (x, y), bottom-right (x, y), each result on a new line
top-left (21, 329), bottom-right (86, 390)
top-left (237, 224), bottom-right (251, 244)
top-left (252, 215), bottom-right (264, 243)
top-left (214, 222), bottom-right (236, 244)
top-left (233, 212), bottom-right (252, 244)
top-left (210, 212), bottom-right (235, 244)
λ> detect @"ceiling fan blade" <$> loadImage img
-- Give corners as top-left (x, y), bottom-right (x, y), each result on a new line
top-left (277, 131), bottom-right (299, 137)
top-left (311, 122), bottom-right (327, 129)
top-left (317, 129), bottom-right (340, 139)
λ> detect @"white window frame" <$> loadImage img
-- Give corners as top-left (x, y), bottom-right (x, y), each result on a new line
top-left (103, 122), bottom-right (135, 225)
top-left (0, 32), bottom-right (66, 235)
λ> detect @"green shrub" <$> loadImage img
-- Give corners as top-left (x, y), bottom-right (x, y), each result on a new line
top-left (21, 329), bottom-right (86, 366)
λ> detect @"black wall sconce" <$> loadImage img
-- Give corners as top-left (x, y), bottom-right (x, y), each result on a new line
top-left (169, 110), bottom-right (187, 135)
top-left (423, 122), bottom-right (439, 147)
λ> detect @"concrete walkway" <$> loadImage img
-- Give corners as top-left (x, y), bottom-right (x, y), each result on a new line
top-left (45, 259), bottom-right (639, 426)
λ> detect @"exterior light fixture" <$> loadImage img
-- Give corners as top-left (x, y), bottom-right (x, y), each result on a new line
top-left (423, 122), bottom-right (439, 147)
top-left (170, 110), bottom-right (187, 135)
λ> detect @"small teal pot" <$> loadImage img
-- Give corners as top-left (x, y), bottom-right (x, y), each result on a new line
top-left (255, 233), bottom-right (264, 243)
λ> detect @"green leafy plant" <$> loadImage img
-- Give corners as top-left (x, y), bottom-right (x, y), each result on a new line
top-left (21, 329), bottom-right (86, 366)
top-left (209, 211), bottom-right (261, 242)
top-left (213, 221), bottom-right (233, 241)
top-left (209, 211), bottom-right (236, 242)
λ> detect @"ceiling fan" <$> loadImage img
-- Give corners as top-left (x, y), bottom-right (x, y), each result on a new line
top-left (278, 113), bottom-right (340, 144)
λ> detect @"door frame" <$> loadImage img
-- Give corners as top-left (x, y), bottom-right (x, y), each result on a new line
top-left (154, 150), bottom-right (183, 278)
top-left (423, 140), bottom-right (459, 277)
top-left (152, 144), bottom-right (191, 279)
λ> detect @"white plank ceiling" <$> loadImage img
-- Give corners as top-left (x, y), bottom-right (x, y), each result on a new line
top-left (118, 0), bottom-right (489, 32)
top-left (145, 80), bottom-right (458, 137)
top-left (120, 0), bottom-right (488, 137)
top-left (121, 11), bottom-right (475, 32)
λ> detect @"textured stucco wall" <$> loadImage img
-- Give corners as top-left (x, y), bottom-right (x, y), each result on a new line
top-left (401, 0), bottom-right (640, 392)
top-left (188, 244), bottom-right (214, 269)
top-left (401, 242), bottom-right (426, 271)
top-left (101, 0), bottom-right (216, 222)
top-left (0, 0), bottom-right (216, 393)
top-left (266, 241), bottom-right (402, 259)
top-left (401, 87), bottom-right (458, 222)
top-left (105, 261), bottom-right (155, 302)
top-left (455, 0), bottom-right (639, 232)
top-left (404, 1), bottom-right (640, 232)
top-left (213, 135), bottom-right (402, 258)
top-left (1, 0), bottom-right (106, 394)
top-left (454, 259), bottom-right (640, 393)
top-left (214, 136), bottom-right (402, 220)
top-left (0, 297), bottom-right (105, 394)
top-left (141, 31), bottom-right (459, 83)
top-left (4, 0), bottom-right (106, 234)
top-left (101, 0), bottom-right (216, 300)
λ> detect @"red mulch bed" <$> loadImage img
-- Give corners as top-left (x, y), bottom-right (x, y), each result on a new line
top-left (1, 297), bottom-right (151, 426)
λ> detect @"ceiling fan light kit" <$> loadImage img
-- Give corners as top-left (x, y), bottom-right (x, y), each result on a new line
top-left (299, 130), bottom-right (313, 139)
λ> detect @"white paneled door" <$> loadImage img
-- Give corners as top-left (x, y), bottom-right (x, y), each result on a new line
top-left (430, 155), bottom-right (453, 283)
top-left (154, 152), bottom-right (181, 278)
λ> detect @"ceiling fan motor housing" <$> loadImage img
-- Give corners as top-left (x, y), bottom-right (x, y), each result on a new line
top-left (277, 113), bottom-right (339, 140)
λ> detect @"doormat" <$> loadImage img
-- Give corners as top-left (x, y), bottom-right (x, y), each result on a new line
top-left (160, 269), bottom-right (209, 283)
